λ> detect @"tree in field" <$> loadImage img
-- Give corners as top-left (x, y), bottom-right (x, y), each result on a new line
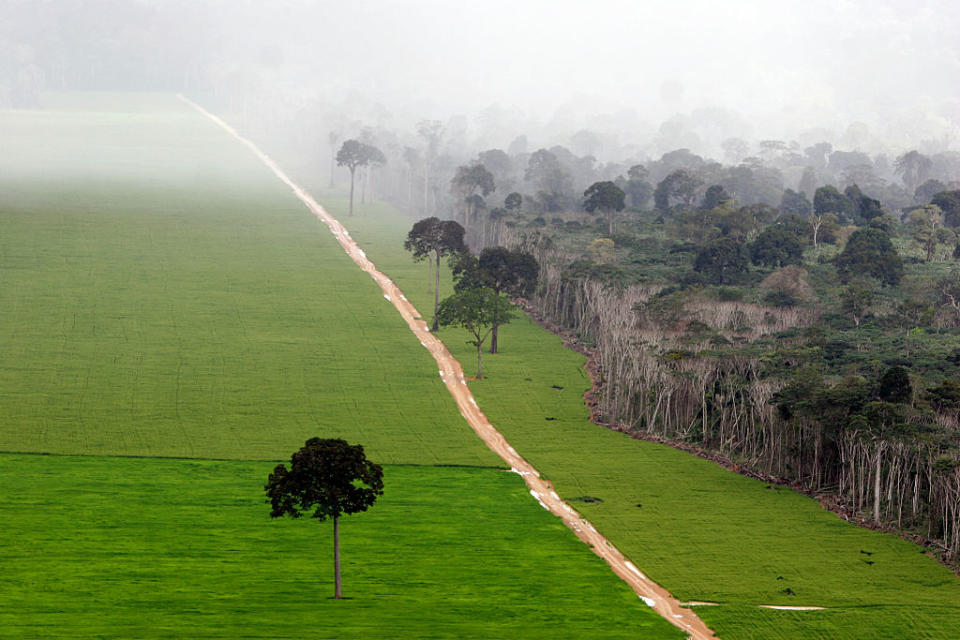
top-left (337, 140), bottom-right (386, 217)
top-left (693, 237), bottom-right (749, 284)
top-left (836, 228), bottom-right (903, 286)
top-left (451, 164), bottom-right (495, 225)
top-left (452, 247), bottom-right (539, 353)
top-left (265, 438), bottom-right (384, 600)
top-left (404, 218), bottom-right (467, 331)
top-left (437, 287), bottom-right (517, 378)
top-left (583, 181), bottom-right (626, 234)
top-left (749, 226), bottom-right (804, 267)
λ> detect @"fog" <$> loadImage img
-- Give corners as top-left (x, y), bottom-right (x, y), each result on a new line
top-left (2, 0), bottom-right (959, 160)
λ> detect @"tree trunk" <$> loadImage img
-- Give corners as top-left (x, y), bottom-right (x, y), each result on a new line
top-left (334, 515), bottom-right (342, 599)
top-left (432, 250), bottom-right (441, 331)
top-left (348, 168), bottom-right (356, 216)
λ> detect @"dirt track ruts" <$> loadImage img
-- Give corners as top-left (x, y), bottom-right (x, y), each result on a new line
top-left (179, 93), bottom-right (719, 640)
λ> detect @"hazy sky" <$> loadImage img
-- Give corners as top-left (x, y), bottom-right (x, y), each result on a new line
top-left (269, 0), bottom-right (958, 135)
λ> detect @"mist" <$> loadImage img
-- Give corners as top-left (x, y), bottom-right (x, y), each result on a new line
top-left (2, 0), bottom-right (959, 162)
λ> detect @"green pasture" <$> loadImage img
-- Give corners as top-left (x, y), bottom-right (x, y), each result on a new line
top-left (335, 198), bottom-right (960, 639)
top-left (0, 94), bottom-right (495, 466)
top-left (0, 455), bottom-right (682, 639)
top-left (0, 94), bottom-right (682, 638)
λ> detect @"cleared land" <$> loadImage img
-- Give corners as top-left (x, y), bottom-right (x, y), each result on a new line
top-left (0, 94), bottom-right (682, 639)
top-left (335, 198), bottom-right (960, 640)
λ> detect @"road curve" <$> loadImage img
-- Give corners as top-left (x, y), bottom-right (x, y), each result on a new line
top-left (178, 93), bottom-right (719, 640)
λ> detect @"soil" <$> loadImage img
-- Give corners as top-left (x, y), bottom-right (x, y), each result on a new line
top-left (179, 93), bottom-right (719, 640)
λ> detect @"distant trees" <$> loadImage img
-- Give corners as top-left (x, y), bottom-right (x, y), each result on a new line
top-left (836, 228), bottom-right (903, 286)
top-left (265, 438), bottom-right (384, 600)
top-left (404, 218), bottom-right (467, 331)
top-left (583, 181), bottom-right (626, 234)
top-left (437, 288), bottom-right (517, 378)
top-left (337, 140), bottom-right (386, 216)
top-left (655, 169), bottom-right (702, 211)
top-left (895, 150), bottom-right (933, 193)
top-left (451, 164), bottom-right (495, 225)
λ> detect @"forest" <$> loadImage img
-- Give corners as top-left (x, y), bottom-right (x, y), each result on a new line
top-left (339, 127), bottom-right (960, 565)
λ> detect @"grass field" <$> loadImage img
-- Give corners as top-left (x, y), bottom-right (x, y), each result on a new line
top-left (333, 198), bottom-right (960, 639)
top-left (0, 455), bottom-right (683, 639)
top-left (0, 94), bottom-right (683, 639)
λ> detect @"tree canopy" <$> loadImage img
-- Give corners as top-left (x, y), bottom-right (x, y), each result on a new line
top-left (265, 437), bottom-right (384, 599)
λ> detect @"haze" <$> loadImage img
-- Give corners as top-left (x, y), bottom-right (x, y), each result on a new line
top-left (2, 0), bottom-right (959, 157)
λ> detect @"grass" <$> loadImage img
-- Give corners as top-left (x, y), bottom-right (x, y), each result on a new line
top-left (0, 93), bottom-right (687, 638)
top-left (334, 198), bottom-right (960, 638)
top-left (0, 94), bottom-right (495, 467)
top-left (0, 454), bottom-right (682, 639)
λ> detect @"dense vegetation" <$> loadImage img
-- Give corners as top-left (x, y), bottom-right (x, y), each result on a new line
top-left (360, 133), bottom-right (960, 563)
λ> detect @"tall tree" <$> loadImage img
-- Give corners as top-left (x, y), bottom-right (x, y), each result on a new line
top-left (404, 218), bottom-right (467, 331)
top-left (583, 181), bottom-right (626, 234)
top-left (437, 287), bottom-right (517, 378)
top-left (451, 164), bottom-right (495, 225)
top-left (452, 247), bottom-right (539, 353)
top-left (265, 438), bottom-right (384, 600)
top-left (337, 140), bottom-right (385, 217)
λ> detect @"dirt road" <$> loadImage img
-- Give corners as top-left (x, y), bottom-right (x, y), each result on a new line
top-left (179, 94), bottom-right (718, 640)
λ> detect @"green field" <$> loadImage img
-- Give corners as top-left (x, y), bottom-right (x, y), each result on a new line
top-left (0, 456), bottom-right (682, 639)
top-left (334, 200), bottom-right (960, 638)
top-left (0, 94), bottom-right (683, 639)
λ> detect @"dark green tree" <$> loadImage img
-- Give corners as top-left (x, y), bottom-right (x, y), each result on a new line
top-left (878, 366), bottom-right (912, 404)
top-left (836, 228), bottom-right (903, 286)
top-left (780, 188), bottom-right (812, 217)
top-left (583, 181), bottom-right (626, 234)
top-left (265, 438), bottom-right (384, 600)
top-left (452, 247), bottom-right (539, 353)
top-left (437, 288), bottom-right (517, 378)
top-left (749, 226), bottom-right (804, 267)
top-left (404, 218), bottom-right (467, 330)
top-left (814, 185), bottom-right (855, 222)
top-left (931, 190), bottom-right (960, 228)
top-left (693, 237), bottom-right (749, 284)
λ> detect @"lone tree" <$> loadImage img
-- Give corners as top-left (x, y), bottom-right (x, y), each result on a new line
top-left (583, 181), bottom-right (626, 235)
top-left (337, 140), bottom-right (386, 217)
top-left (404, 217), bottom-right (467, 331)
top-left (437, 287), bottom-right (517, 378)
top-left (265, 438), bottom-right (384, 600)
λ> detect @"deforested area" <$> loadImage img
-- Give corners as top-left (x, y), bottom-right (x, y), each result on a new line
top-left (3, 1), bottom-right (960, 639)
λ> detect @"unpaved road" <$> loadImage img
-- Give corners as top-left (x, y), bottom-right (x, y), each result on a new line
top-left (179, 94), bottom-right (719, 640)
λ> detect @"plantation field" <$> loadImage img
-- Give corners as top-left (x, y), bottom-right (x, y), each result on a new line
top-left (334, 198), bottom-right (960, 639)
top-left (0, 455), bottom-right (682, 639)
top-left (0, 93), bottom-right (495, 466)
top-left (0, 94), bottom-right (682, 639)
